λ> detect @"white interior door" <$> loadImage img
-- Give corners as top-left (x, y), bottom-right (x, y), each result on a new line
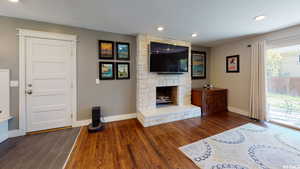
top-left (26, 37), bottom-right (73, 132)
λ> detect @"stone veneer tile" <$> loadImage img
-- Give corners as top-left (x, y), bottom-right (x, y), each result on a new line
top-left (136, 34), bottom-right (199, 127)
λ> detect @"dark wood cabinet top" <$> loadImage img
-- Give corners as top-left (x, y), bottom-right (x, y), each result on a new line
top-left (192, 88), bottom-right (227, 92)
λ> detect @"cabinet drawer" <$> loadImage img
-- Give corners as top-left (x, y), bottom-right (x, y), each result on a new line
top-left (206, 90), bottom-right (227, 96)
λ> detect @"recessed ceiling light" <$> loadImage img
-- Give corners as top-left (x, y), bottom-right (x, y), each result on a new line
top-left (9, 0), bottom-right (19, 3)
top-left (254, 15), bottom-right (266, 21)
top-left (192, 33), bottom-right (198, 37)
top-left (157, 26), bottom-right (164, 31)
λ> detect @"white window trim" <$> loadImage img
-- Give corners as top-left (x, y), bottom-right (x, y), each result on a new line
top-left (18, 29), bottom-right (78, 133)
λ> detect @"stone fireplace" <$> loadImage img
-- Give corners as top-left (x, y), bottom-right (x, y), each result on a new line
top-left (136, 34), bottom-right (201, 127)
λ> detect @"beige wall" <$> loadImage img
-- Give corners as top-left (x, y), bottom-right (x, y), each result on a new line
top-left (210, 24), bottom-right (300, 115)
top-left (191, 45), bottom-right (210, 88)
top-left (210, 40), bottom-right (252, 113)
top-left (0, 16), bottom-right (136, 130)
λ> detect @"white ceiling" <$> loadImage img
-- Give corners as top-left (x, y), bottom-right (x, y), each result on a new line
top-left (1, 0), bottom-right (300, 46)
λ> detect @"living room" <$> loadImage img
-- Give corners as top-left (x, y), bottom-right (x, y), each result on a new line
top-left (0, 0), bottom-right (300, 169)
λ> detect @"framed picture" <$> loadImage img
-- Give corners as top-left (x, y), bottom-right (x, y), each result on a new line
top-left (116, 63), bottom-right (130, 80)
top-left (99, 62), bottom-right (115, 80)
top-left (99, 40), bottom-right (114, 60)
top-left (226, 55), bottom-right (240, 73)
top-left (116, 42), bottom-right (130, 60)
top-left (191, 51), bottom-right (206, 79)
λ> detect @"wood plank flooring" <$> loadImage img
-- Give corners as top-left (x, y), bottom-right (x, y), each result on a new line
top-left (66, 112), bottom-right (258, 169)
top-left (0, 127), bottom-right (80, 169)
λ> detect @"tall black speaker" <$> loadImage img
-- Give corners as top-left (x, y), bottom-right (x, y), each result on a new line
top-left (92, 106), bottom-right (101, 127)
top-left (88, 106), bottom-right (104, 132)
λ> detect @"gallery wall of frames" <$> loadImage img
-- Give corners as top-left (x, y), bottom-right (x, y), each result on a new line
top-left (98, 40), bottom-right (130, 80)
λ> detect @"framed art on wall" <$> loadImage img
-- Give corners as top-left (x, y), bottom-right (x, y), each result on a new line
top-left (226, 55), bottom-right (240, 73)
top-left (116, 62), bottom-right (130, 80)
top-left (191, 51), bottom-right (206, 79)
top-left (99, 62), bottom-right (115, 80)
top-left (116, 42), bottom-right (130, 60)
top-left (99, 40), bottom-right (114, 60)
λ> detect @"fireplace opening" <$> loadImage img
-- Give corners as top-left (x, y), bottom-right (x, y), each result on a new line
top-left (156, 86), bottom-right (178, 107)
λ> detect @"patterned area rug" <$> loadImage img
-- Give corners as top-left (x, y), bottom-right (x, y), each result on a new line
top-left (179, 123), bottom-right (300, 169)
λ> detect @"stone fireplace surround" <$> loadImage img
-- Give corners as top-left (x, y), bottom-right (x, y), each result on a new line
top-left (136, 34), bottom-right (201, 127)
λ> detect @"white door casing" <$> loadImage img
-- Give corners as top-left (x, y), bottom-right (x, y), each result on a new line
top-left (19, 29), bottom-right (77, 133)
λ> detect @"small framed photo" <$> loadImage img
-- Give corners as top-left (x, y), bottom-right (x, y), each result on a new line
top-left (116, 63), bottom-right (130, 80)
top-left (99, 40), bottom-right (114, 60)
top-left (116, 42), bottom-right (130, 60)
top-left (191, 51), bottom-right (206, 79)
top-left (99, 62), bottom-right (115, 80)
top-left (226, 55), bottom-right (240, 73)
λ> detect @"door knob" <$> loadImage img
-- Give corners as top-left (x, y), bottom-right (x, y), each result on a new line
top-left (26, 89), bottom-right (33, 95)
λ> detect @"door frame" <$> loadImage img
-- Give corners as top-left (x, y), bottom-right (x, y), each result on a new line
top-left (18, 29), bottom-right (78, 133)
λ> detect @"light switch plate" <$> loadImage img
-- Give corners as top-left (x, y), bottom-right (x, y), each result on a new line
top-left (96, 79), bottom-right (100, 85)
top-left (10, 80), bottom-right (19, 87)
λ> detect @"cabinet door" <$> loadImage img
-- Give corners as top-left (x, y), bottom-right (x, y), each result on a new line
top-left (0, 69), bottom-right (9, 119)
top-left (191, 90), bottom-right (202, 107)
top-left (215, 92), bottom-right (227, 112)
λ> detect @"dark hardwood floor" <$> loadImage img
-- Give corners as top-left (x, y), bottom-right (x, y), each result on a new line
top-left (0, 128), bottom-right (80, 169)
top-left (66, 112), bottom-right (258, 169)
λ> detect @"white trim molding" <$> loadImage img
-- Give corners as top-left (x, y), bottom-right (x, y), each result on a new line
top-left (104, 113), bottom-right (137, 123)
top-left (72, 119), bottom-right (91, 128)
top-left (72, 113), bottom-right (137, 127)
top-left (17, 29), bottom-right (77, 41)
top-left (18, 29), bottom-right (77, 133)
top-left (228, 106), bottom-right (250, 117)
top-left (8, 129), bottom-right (26, 138)
top-left (8, 113), bottom-right (137, 138)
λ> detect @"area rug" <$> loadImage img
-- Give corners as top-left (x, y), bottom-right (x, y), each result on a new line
top-left (179, 123), bottom-right (300, 169)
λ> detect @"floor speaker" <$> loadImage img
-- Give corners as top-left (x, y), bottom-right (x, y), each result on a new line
top-left (88, 106), bottom-right (104, 132)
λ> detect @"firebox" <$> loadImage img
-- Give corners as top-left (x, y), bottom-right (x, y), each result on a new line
top-left (156, 86), bottom-right (178, 107)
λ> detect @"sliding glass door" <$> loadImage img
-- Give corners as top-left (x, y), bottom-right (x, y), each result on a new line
top-left (266, 45), bottom-right (300, 128)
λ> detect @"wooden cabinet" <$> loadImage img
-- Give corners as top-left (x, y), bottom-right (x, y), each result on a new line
top-left (191, 90), bottom-right (203, 107)
top-left (192, 88), bottom-right (228, 115)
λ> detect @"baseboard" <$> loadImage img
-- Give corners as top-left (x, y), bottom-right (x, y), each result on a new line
top-left (103, 113), bottom-right (137, 123)
top-left (72, 113), bottom-right (137, 127)
top-left (7, 113), bottom-right (137, 137)
top-left (8, 129), bottom-right (26, 138)
top-left (72, 119), bottom-right (91, 127)
top-left (228, 106), bottom-right (250, 117)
